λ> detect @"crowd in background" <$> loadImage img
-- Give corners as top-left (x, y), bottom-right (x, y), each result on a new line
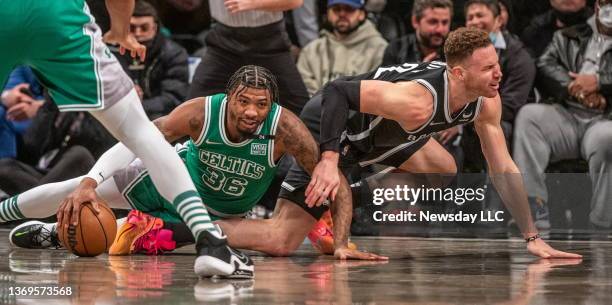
top-left (1, 0), bottom-right (610, 236)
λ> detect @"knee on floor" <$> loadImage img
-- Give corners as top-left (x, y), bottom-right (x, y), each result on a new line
top-left (265, 227), bottom-right (303, 257)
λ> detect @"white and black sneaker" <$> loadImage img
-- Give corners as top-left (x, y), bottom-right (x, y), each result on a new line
top-left (194, 278), bottom-right (254, 302)
top-left (9, 221), bottom-right (61, 249)
top-left (194, 225), bottom-right (254, 279)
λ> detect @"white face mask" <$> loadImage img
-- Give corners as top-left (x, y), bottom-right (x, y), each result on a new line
top-left (599, 4), bottom-right (612, 28)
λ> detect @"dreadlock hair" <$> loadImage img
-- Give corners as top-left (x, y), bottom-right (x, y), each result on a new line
top-left (225, 65), bottom-right (280, 104)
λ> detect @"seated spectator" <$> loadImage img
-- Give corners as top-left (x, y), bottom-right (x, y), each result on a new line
top-left (297, 0), bottom-right (388, 96)
top-left (0, 66), bottom-right (44, 159)
top-left (513, 0), bottom-right (612, 232)
top-left (0, 100), bottom-right (116, 195)
top-left (462, 0), bottom-right (535, 160)
top-left (382, 0), bottom-right (453, 65)
top-left (521, 0), bottom-right (592, 59)
top-left (111, 0), bottom-right (189, 120)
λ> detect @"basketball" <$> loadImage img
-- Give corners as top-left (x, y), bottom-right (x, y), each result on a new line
top-left (58, 203), bottom-right (117, 257)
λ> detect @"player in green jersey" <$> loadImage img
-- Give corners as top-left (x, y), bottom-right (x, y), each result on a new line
top-left (8, 66), bottom-right (384, 271)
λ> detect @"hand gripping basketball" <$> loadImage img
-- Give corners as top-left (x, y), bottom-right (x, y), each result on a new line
top-left (57, 178), bottom-right (102, 229)
top-left (57, 178), bottom-right (117, 256)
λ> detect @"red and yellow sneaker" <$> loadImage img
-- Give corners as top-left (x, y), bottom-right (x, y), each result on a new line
top-left (307, 210), bottom-right (357, 255)
top-left (132, 227), bottom-right (176, 255)
top-left (109, 210), bottom-right (168, 255)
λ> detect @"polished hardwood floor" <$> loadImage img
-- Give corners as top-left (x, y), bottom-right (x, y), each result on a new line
top-left (0, 230), bottom-right (606, 305)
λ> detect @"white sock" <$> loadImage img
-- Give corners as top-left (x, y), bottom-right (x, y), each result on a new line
top-left (0, 177), bottom-right (130, 223)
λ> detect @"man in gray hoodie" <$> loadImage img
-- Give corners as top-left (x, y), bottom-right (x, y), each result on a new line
top-left (297, 0), bottom-right (388, 96)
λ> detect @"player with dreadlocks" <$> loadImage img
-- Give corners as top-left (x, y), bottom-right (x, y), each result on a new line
top-left (9, 65), bottom-right (385, 278)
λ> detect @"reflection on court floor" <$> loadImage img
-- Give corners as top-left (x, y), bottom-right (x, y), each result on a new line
top-left (0, 230), bottom-right (604, 305)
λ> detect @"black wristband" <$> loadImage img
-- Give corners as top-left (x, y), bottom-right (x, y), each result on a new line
top-left (525, 234), bottom-right (540, 243)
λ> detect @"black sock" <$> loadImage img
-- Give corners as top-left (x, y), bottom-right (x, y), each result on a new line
top-left (163, 221), bottom-right (195, 246)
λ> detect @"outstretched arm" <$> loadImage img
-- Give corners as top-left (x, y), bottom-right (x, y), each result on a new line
top-left (319, 80), bottom-right (425, 153)
top-left (276, 110), bottom-right (385, 260)
top-left (475, 95), bottom-right (581, 259)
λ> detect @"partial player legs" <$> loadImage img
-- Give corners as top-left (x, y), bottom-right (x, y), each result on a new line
top-left (398, 138), bottom-right (457, 175)
top-left (582, 120), bottom-right (612, 228)
top-left (391, 138), bottom-right (458, 189)
top-left (216, 198), bottom-right (318, 256)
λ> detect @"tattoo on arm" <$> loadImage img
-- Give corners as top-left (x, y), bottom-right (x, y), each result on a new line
top-left (188, 116), bottom-right (202, 134)
top-left (277, 111), bottom-right (319, 174)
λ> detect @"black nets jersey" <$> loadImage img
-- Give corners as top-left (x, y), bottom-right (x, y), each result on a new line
top-left (341, 61), bottom-right (484, 167)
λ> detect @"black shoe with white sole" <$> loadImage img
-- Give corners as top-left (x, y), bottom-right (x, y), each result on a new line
top-left (194, 279), bottom-right (254, 302)
top-left (10, 221), bottom-right (61, 249)
top-left (194, 225), bottom-right (254, 279)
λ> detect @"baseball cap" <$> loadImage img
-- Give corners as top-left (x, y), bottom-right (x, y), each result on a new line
top-left (327, 0), bottom-right (365, 9)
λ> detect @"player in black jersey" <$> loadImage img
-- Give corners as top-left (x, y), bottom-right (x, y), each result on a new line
top-left (281, 27), bottom-right (582, 259)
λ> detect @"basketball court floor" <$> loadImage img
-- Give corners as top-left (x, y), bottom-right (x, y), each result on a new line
top-left (1, 229), bottom-right (610, 305)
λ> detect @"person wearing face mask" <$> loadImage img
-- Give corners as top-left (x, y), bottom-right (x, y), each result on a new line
top-left (296, 0), bottom-right (388, 96)
top-left (111, 1), bottom-right (189, 120)
top-left (513, 0), bottom-right (612, 234)
top-left (521, 0), bottom-right (593, 59)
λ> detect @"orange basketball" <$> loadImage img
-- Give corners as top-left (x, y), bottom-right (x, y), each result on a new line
top-left (58, 203), bottom-right (117, 257)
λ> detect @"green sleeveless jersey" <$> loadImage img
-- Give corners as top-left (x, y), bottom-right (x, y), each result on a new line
top-left (182, 93), bottom-right (282, 217)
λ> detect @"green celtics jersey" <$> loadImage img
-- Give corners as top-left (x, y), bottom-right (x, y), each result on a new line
top-left (182, 93), bottom-right (282, 217)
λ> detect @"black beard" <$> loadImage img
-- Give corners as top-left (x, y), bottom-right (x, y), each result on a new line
top-left (333, 19), bottom-right (365, 36)
top-left (418, 32), bottom-right (445, 50)
top-left (227, 108), bottom-right (256, 141)
top-left (237, 129), bottom-right (255, 140)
